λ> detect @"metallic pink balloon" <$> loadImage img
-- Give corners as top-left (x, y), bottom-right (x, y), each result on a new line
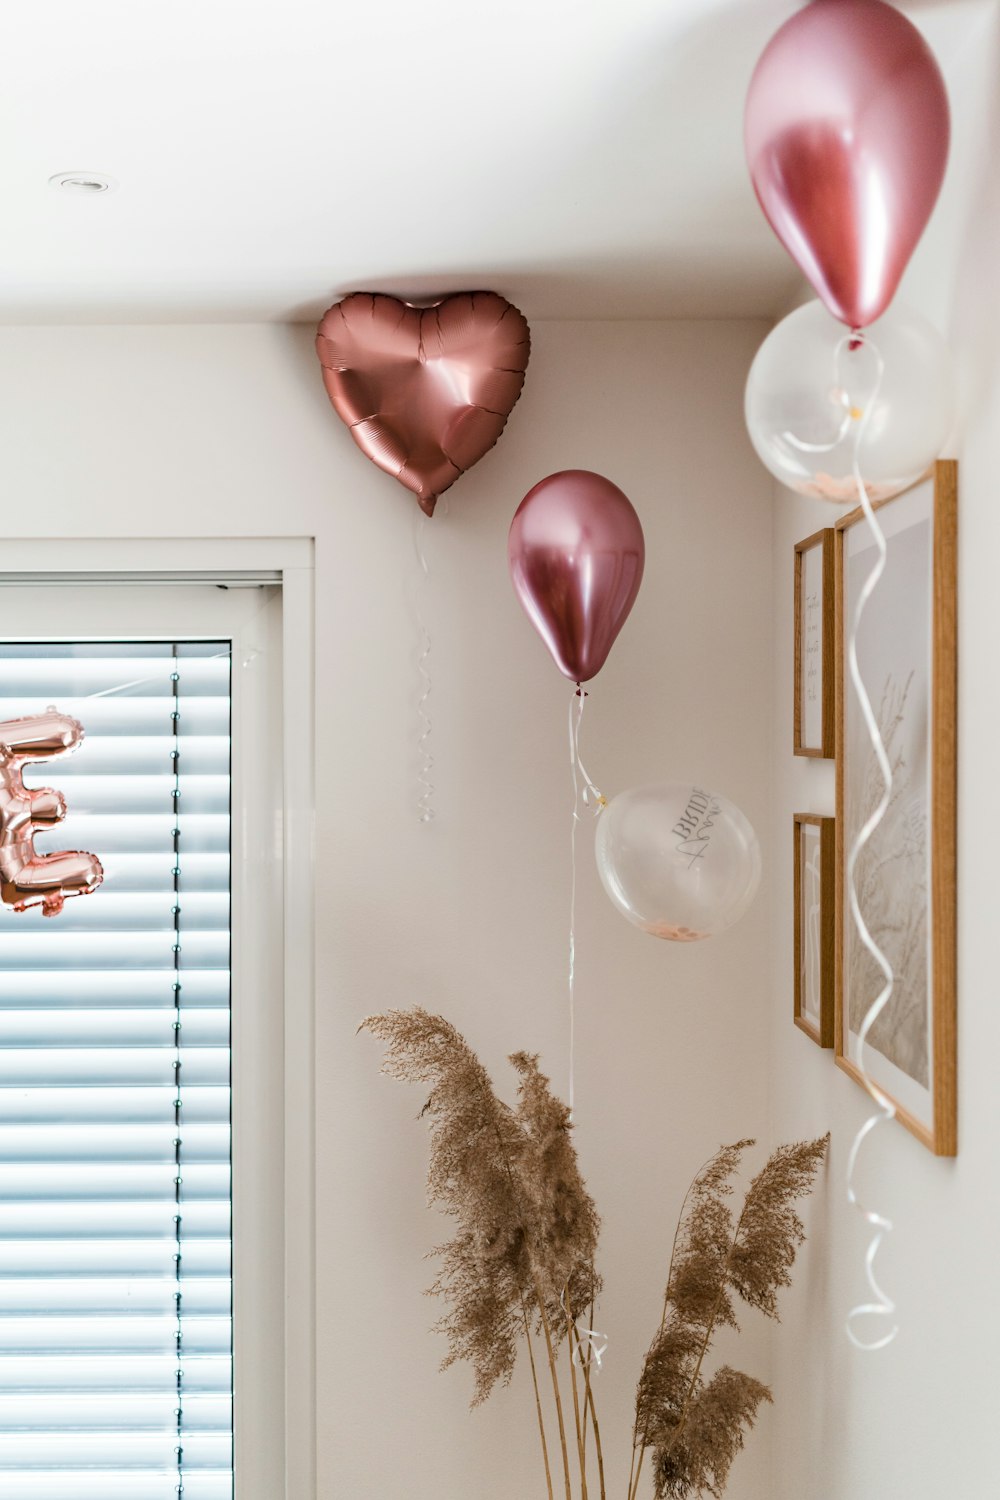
top-left (508, 470), bottom-right (645, 683)
top-left (316, 291), bottom-right (531, 515)
top-left (745, 0), bottom-right (949, 330)
top-left (0, 711), bottom-right (104, 917)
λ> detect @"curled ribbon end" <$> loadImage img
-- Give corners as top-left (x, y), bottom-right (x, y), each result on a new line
top-left (847, 1314), bottom-right (899, 1353)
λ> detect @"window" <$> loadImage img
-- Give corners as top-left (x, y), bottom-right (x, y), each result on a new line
top-left (0, 640), bottom-right (233, 1499)
top-left (0, 554), bottom-right (315, 1500)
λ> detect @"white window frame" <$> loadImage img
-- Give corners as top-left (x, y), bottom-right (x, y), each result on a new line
top-left (0, 537), bottom-right (316, 1500)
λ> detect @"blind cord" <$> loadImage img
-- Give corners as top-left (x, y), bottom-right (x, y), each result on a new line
top-left (170, 648), bottom-right (185, 1497)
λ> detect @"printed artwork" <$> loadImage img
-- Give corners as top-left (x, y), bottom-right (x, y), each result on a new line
top-left (844, 514), bottom-right (932, 1091)
top-left (794, 814), bottom-right (833, 1048)
top-left (836, 462), bottom-right (957, 1154)
top-left (800, 822), bottom-right (823, 1032)
top-left (794, 529), bottom-right (833, 757)
top-left (800, 545), bottom-right (824, 749)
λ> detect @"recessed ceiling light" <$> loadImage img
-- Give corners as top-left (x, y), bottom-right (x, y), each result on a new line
top-left (48, 172), bottom-right (117, 195)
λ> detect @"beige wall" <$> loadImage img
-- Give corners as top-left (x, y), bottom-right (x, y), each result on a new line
top-left (766, 5), bottom-right (1000, 1496)
top-left (0, 317), bottom-right (777, 1498)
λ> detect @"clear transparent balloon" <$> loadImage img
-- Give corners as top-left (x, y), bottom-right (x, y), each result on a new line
top-left (744, 301), bottom-right (954, 503)
top-left (595, 784), bottom-right (761, 942)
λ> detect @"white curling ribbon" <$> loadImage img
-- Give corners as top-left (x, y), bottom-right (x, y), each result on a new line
top-left (780, 332), bottom-right (898, 1348)
top-left (836, 334), bottom-right (899, 1353)
top-left (567, 687), bottom-right (606, 1120)
top-left (413, 507), bottom-right (435, 824)
top-left (560, 1289), bottom-right (609, 1371)
top-left (782, 383), bottom-right (855, 455)
top-left (574, 1322), bottom-right (609, 1372)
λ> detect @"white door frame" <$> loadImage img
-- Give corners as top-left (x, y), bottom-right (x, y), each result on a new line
top-left (0, 537), bottom-right (316, 1500)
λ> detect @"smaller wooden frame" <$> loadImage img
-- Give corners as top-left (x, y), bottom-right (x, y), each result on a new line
top-left (794, 528), bottom-right (835, 758)
top-left (793, 814), bottom-right (835, 1047)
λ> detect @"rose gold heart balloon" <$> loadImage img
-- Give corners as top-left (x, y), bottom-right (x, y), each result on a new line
top-left (315, 291), bottom-right (531, 516)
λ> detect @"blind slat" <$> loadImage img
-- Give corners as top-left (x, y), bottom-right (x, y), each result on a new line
top-left (0, 1356), bottom-right (232, 1391)
top-left (0, 1390), bottom-right (230, 1429)
top-left (0, 1280), bottom-right (231, 1315)
top-left (0, 1243), bottom-right (231, 1278)
top-left (0, 1012), bottom-right (230, 1048)
top-left (0, 1164), bottom-right (230, 1200)
top-left (0, 973), bottom-right (229, 1008)
top-left (0, 1124), bottom-right (230, 1163)
top-left (0, 1473), bottom-right (233, 1499)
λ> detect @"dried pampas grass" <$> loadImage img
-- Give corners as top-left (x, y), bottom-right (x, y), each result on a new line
top-left (362, 1008), bottom-right (827, 1500)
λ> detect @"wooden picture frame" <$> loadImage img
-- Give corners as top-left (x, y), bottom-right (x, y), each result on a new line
top-left (794, 528), bottom-right (835, 757)
top-left (793, 814), bottom-right (835, 1047)
top-left (834, 460), bottom-right (957, 1156)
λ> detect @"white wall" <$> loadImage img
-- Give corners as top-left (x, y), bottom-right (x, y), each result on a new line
top-left (766, 5), bottom-right (1000, 1496)
top-left (0, 318), bottom-right (778, 1498)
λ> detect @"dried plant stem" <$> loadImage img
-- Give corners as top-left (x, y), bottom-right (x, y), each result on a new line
top-left (537, 1291), bottom-right (574, 1500)
top-left (522, 1304), bottom-right (554, 1500)
top-left (572, 1320), bottom-right (606, 1500)
top-left (564, 1296), bottom-right (589, 1500)
top-left (628, 1441), bottom-right (647, 1500)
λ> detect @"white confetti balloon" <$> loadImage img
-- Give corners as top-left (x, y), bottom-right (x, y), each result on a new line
top-left (596, 783), bottom-right (761, 942)
top-left (745, 300), bottom-right (954, 504)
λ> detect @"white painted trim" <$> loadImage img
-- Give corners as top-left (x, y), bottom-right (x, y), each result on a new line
top-left (0, 541), bottom-right (317, 1500)
top-left (276, 559), bottom-right (316, 1500)
top-left (0, 537), bottom-right (312, 575)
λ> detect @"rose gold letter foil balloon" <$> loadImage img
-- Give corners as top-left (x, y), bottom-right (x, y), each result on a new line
top-left (745, 0), bottom-right (949, 330)
top-left (315, 291), bottom-right (530, 516)
top-left (745, 300), bottom-right (954, 503)
top-left (508, 470), bottom-right (645, 683)
top-left (0, 711), bottom-right (103, 917)
top-left (596, 784), bottom-right (761, 942)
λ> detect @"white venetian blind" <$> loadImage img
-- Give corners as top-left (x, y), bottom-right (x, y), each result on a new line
top-left (0, 641), bottom-right (233, 1500)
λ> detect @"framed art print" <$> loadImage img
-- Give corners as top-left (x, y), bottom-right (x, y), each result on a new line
top-left (794, 528), bottom-right (835, 757)
top-left (834, 460), bottom-right (957, 1155)
top-left (794, 814), bottom-right (835, 1047)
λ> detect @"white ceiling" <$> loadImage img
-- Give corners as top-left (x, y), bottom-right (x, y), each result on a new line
top-left (0, 0), bottom-right (980, 324)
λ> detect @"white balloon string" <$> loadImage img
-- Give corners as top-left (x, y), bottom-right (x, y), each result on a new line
top-left (567, 687), bottom-right (606, 1122)
top-left (413, 507), bottom-right (435, 824)
top-left (840, 331), bottom-right (899, 1353)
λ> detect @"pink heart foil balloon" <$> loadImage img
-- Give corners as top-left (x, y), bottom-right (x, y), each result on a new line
top-left (508, 470), bottom-right (645, 683)
top-left (745, 0), bottom-right (949, 330)
top-left (315, 291), bottom-right (531, 515)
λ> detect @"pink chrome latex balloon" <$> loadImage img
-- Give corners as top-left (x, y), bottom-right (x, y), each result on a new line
top-left (316, 291), bottom-right (530, 515)
top-left (745, 0), bottom-right (949, 330)
top-left (508, 470), bottom-right (645, 683)
top-left (0, 710), bottom-right (103, 917)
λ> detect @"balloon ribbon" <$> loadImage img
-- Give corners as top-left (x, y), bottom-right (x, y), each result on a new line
top-left (840, 334), bottom-right (899, 1352)
top-left (568, 687), bottom-right (606, 1120)
top-left (413, 506), bottom-right (435, 824)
